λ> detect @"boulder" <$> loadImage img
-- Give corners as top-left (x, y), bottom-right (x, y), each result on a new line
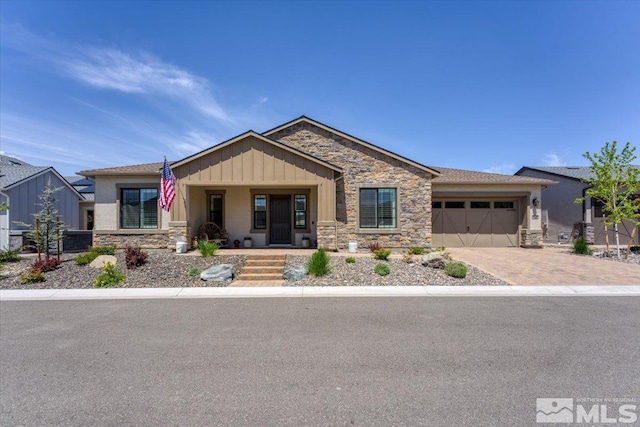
top-left (283, 264), bottom-right (308, 281)
top-left (200, 264), bottom-right (233, 283)
top-left (89, 255), bottom-right (117, 269)
top-left (421, 252), bottom-right (450, 269)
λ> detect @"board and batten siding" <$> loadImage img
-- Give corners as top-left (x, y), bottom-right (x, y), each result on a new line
top-left (171, 135), bottom-right (337, 223)
top-left (8, 171), bottom-right (80, 230)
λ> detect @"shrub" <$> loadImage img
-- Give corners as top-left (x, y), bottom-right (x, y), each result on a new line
top-left (32, 257), bottom-right (61, 272)
top-left (0, 248), bottom-right (21, 263)
top-left (367, 242), bottom-right (382, 252)
top-left (345, 256), bottom-right (356, 264)
top-left (308, 248), bottom-right (330, 276)
top-left (445, 262), bottom-right (467, 278)
top-left (402, 251), bottom-right (414, 263)
top-left (74, 252), bottom-right (97, 266)
top-left (572, 237), bottom-right (592, 255)
top-left (197, 240), bottom-right (219, 257)
top-left (94, 262), bottom-right (125, 288)
top-left (434, 246), bottom-right (446, 252)
top-left (374, 263), bottom-right (390, 276)
top-left (19, 268), bottom-right (46, 284)
top-left (409, 247), bottom-right (424, 255)
top-left (373, 248), bottom-right (391, 260)
top-left (125, 245), bottom-right (148, 269)
top-left (90, 246), bottom-right (116, 255)
top-left (188, 267), bottom-right (200, 277)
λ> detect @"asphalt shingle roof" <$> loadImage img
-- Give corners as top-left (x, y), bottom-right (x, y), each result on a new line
top-left (518, 165), bottom-right (640, 181)
top-left (0, 165), bottom-right (50, 189)
top-left (431, 166), bottom-right (556, 185)
top-left (78, 162), bottom-right (165, 176)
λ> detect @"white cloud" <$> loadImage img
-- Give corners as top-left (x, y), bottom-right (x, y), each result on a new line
top-left (543, 152), bottom-right (566, 167)
top-left (258, 96), bottom-right (268, 104)
top-left (482, 163), bottom-right (516, 175)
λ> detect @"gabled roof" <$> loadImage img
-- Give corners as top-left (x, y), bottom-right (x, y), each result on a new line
top-left (0, 155), bottom-right (32, 167)
top-left (516, 165), bottom-right (640, 182)
top-left (0, 165), bottom-right (84, 199)
top-left (170, 130), bottom-right (342, 172)
top-left (432, 166), bottom-right (557, 185)
top-left (263, 116), bottom-right (440, 176)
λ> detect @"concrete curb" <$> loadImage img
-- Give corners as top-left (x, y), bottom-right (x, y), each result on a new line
top-left (1, 286), bottom-right (640, 301)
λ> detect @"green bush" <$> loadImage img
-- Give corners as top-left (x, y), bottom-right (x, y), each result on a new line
top-left (0, 248), bottom-right (21, 263)
top-left (94, 262), bottom-right (126, 288)
top-left (74, 252), bottom-right (97, 265)
top-left (374, 263), bottom-right (390, 276)
top-left (188, 267), bottom-right (200, 277)
top-left (197, 240), bottom-right (219, 257)
top-left (19, 268), bottom-right (46, 284)
top-left (445, 262), bottom-right (467, 278)
top-left (373, 248), bottom-right (391, 260)
top-left (308, 248), bottom-right (330, 276)
top-left (90, 246), bottom-right (116, 255)
top-left (572, 237), bottom-right (592, 255)
top-left (434, 245), bottom-right (446, 252)
top-left (409, 247), bottom-right (424, 255)
top-left (345, 256), bottom-right (356, 264)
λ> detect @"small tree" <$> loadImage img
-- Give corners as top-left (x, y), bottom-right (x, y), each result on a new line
top-left (575, 141), bottom-right (640, 259)
top-left (15, 178), bottom-right (66, 260)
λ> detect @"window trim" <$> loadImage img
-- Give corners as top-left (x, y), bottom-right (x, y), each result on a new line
top-left (294, 194), bottom-right (308, 230)
top-left (118, 185), bottom-right (160, 230)
top-left (253, 194), bottom-right (267, 230)
top-left (356, 184), bottom-right (400, 233)
top-left (206, 191), bottom-right (226, 228)
top-left (250, 189), bottom-right (311, 234)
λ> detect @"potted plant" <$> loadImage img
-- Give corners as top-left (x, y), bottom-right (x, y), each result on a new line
top-left (233, 239), bottom-right (240, 249)
top-left (244, 237), bottom-right (253, 248)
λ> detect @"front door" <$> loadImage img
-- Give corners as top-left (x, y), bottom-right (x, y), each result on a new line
top-left (270, 195), bottom-right (291, 244)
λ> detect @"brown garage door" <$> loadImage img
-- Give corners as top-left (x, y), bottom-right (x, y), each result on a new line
top-left (432, 200), bottom-right (519, 247)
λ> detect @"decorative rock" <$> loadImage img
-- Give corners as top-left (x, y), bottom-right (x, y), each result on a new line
top-left (283, 264), bottom-right (308, 281)
top-left (421, 252), bottom-right (449, 269)
top-left (200, 264), bottom-right (233, 283)
top-left (89, 255), bottom-right (117, 269)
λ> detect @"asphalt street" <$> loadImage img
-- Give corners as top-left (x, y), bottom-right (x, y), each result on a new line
top-left (1, 297), bottom-right (639, 426)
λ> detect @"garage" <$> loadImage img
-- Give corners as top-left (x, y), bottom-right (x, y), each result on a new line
top-left (431, 199), bottom-right (520, 247)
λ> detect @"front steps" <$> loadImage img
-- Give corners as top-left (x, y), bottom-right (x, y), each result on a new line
top-left (236, 255), bottom-right (286, 281)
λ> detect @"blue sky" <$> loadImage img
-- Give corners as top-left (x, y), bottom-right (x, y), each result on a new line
top-left (1, 1), bottom-right (639, 176)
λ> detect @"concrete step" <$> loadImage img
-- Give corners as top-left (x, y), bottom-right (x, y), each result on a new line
top-left (236, 273), bottom-right (284, 281)
top-left (244, 259), bottom-right (286, 267)
top-left (244, 254), bottom-right (287, 261)
top-left (240, 266), bottom-right (284, 274)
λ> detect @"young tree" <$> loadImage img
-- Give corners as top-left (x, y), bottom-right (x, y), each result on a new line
top-left (576, 141), bottom-right (640, 259)
top-left (15, 177), bottom-right (66, 260)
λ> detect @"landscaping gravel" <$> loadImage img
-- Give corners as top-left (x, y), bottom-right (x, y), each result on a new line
top-left (0, 250), bottom-right (245, 289)
top-left (284, 254), bottom-right (508, 286)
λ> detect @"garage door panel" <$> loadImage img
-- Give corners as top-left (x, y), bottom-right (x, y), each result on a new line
top-left (492, 208), bottom-right (518, 247)
top-left (443, 206), bottom-right (466, 247)
top-left (468, 207), bottom-right (492, 247)
top-left (432, 208), bottom-right (443, 248)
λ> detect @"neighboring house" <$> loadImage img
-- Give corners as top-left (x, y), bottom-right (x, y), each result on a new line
top-left (65, 176), bottom-right (96, 230)
top-left (516, 166), bottom-right (640, 245)
top-left (0, 155), bottom-right (84, 250)
top-left (79, 116), bottom-right (554, 250)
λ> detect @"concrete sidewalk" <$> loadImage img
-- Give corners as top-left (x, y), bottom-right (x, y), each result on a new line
top-left (448, 247), bottom-right (640, 285)
top-left (2, 285), bottom-right (640, 300)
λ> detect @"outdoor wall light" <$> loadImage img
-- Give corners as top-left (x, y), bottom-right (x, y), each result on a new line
top-left (532, 197), bottom-right (540, 208)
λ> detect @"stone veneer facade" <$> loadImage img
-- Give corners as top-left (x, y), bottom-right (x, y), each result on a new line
top-left (269, 122), bottom-right (433, 250)
top-left (520, 229), bottom-right (544, 248)
top-left (93, 231), bottom-right (172, 249)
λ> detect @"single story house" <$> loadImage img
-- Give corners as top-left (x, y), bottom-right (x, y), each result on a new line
top-left (516, 166), bottom-right (640, 245)
top-left (80, 117), bottom-right (554, 250)
top-left (65, 175), bottom-right (96, 230)
top-left (0, 155), bottom-right (85, 250)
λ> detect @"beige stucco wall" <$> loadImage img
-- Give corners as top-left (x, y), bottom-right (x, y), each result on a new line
top-left (268, 122), bottom-right (433, 249)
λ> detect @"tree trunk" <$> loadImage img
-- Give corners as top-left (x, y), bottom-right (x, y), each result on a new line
top-left (603, 214), bottom-right (610, 256)
top-left (614, 223), bottom-right (621, 259)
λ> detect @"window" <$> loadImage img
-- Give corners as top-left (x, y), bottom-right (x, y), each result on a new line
top-left (470, 201), bottom-right (490, 209)
top-left (359, 188), bottom-right (397, 229)
top-left (294, 194), bottom-right (307, 229)
top-left (254, 195), bottom-right (267, 229)
top-left (593, 199), bottom-right (605, 218)
top-left (432, 201), bottom-right (442, 209)
top-left (494, 201), bottom-right (515, 209)
top-left (209, 194), bottom-right (224, 227)
top-left (121, 188), bottom-right (158, 229)
top-left (445, 201), bottom-right (465, 209)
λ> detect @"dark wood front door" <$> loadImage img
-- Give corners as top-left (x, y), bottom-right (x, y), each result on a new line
top-left (270, 195), bottom-right (291, 244)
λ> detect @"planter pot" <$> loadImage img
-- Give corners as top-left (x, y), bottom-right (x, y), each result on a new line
top-left (301, 237), bottom-right (310, 248)
top-left (244, 238), bottom-right (253, 248)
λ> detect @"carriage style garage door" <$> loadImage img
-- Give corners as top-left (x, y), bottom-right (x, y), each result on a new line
top-left (432, 200), bottom-right (519, 247)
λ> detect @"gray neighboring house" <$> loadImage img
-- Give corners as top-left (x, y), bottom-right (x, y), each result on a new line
top-left (0, 155), bottom-right (85, 250)
top-left (65, 175), bottom-right (95, 231)
top-left (515, 166), bottom-right (640, 245)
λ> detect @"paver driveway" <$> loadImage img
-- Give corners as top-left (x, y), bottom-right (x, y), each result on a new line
top-left (448, 247), bottom-right (640, 285)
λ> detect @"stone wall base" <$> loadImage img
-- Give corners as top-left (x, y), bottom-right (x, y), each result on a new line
top-left (93, 232), bottom-right (172, 249)
top-left (520, 229), bottom-right (543, 248)
top-left (316, 223), bottom-right (337, 251)
top-left (573, 222), bottom-right (594, 244)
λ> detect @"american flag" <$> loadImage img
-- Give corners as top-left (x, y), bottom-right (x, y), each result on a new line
top-left (159, 158), bottom-right (176, 212)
